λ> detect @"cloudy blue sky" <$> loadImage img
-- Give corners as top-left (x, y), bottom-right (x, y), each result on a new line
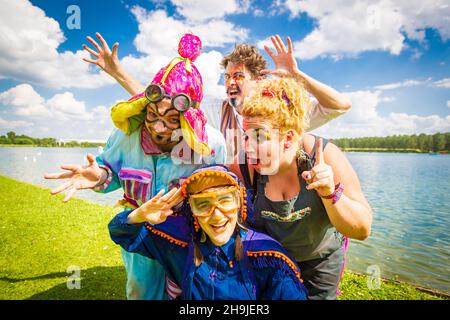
top-left (0, 0), bottom-right (449, 141)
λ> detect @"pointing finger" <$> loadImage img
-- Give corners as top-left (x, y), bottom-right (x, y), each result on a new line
top-left (315, 138), bottom-right (324, 165)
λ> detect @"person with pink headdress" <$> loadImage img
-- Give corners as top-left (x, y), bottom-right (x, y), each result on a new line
top-left (44, 33), bottom-right (227, 300)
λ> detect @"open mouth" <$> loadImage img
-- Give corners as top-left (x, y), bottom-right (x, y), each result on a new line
top-left (227, 87), bottom-right (240, 98)
top-left (152, 132), bottom-right (172, 140)
top-left (210, 221), bottom-right (228, 233)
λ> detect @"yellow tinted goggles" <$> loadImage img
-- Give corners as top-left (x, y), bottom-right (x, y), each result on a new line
top-left (189, 186), bottom-right (240, 217)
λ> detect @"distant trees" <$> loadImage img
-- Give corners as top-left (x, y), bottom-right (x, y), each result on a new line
top-left (2, 131), bottom-right (449, 152)
top-left (0, 131), bottom-right (105, 148)
top-left (333, 132), bottom-right (450, 152)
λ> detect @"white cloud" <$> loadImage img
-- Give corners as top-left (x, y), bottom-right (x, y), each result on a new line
top-left (432, 78), bottom-right (450, 89)
top-left (381, 96), bottom-right (396, 103)
top-left (0, 117), bottom-right (34, 130)
top-left (0, 0), bottom-right (114, 89)
top-left (311, 90), bottom-right (450, 138)
top-left (131, 8), bottom-right (248, 54)
top-left (447, 101), bottom-right (450, 108)
top-left (0, 84), bottom-right (50, 117)
top-left (171, 0), bottom-right (249, 22)
top-left (0, 84), bottom-right (113, 140)
top-left (196, 50), bottom-right (227, 128)
top-left (374, 78), bottom-right (432, 91)
top-left (196, 51), bottom-right (227, 101)
top-left (46, 92), bottom-right (93, 121)
top-left (283, 0), bottom-right (450, 60)
top-left (120, 7), bottom-right (247, 101)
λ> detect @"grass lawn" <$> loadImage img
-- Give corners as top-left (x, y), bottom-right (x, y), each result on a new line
top-left (0, 175), bottom-right (446, 300)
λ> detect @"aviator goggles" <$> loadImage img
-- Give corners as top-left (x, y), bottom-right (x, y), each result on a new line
top-left (145, 84), bottom-right (198, 113)
top-left (189, 186), bottom-right (240, 217)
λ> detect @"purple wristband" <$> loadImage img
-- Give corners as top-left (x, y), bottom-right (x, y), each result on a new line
top-left (319, 183), bottom-right (344, 205)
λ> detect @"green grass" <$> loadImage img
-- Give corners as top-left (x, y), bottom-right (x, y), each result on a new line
top-left (0, 175), bottom-right (446, 300)
top-left (0, 175), bottom-right (126, 300)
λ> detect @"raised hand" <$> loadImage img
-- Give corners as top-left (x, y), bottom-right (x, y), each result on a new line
top-left (261, 35), bottom-right (299, 78)
top-left (82, 32), bottom-right (121, 78)
top-left (127, 188), bottom-right (184, 225)
top-left (301, 138), bottom-right (335, 196)
top-left (44, 154), bottom-right (106, 202)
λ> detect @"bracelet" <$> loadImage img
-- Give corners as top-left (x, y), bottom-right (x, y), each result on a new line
top-left (319, 183), bottom-right (344, 205)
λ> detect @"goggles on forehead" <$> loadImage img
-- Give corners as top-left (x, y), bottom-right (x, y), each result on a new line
top-left (189, 186), bottom-right (240, 217)
top-left (145, 84), bottom-right (197, 113)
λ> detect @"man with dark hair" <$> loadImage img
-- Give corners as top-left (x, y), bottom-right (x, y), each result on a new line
top-left (83, 33), bottom-right (351, 160)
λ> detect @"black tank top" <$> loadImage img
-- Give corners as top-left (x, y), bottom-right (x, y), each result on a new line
top-left (240, 136), bottom-right (344, 262)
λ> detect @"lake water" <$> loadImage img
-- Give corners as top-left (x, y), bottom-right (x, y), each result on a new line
top-left (0, 147), bottom-right (449, 294)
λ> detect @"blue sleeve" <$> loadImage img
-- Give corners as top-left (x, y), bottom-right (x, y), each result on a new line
top-left (93, 130), bottom-right (121, 193)
top-left (108, 210), bottom-right (186, 282)
top-left (108, 210), bottom-right (150, 253)
top-left (258, 268), bottom-right (308, 300)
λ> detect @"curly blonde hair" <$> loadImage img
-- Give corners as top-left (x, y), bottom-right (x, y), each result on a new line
top-left (242, 78), bottom-right (311, 135)
top-left (220, 44), bottom-right (268, 78)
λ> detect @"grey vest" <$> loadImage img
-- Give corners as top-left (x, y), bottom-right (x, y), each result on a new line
top-left (242, 137), bottom-right (344, 262)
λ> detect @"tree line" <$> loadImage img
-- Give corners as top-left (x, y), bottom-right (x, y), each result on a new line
top-left (332, 132), bottom-right (450, 152)
top-left (1, 131), bottom-right (449, 152)
top-left (0, 131), bottom-right (105, 148)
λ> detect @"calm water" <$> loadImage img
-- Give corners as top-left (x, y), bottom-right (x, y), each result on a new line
top-left (0, 147), bottom-right (449, 293)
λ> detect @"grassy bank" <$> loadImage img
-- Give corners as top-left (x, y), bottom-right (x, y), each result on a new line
top-left (0, 175), bottom-right (445, 300)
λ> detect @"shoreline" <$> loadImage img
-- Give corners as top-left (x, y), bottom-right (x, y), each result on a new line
top-left (1, 145), bottom-right (448, 154)
top-left (348, 270), bottom-right (450, 299)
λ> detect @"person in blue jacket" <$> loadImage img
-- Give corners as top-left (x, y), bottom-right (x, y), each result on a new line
top-left (108, 165), bottom-right (308, 300)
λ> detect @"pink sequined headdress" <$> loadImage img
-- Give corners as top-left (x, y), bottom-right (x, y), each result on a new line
top-left (110, 33), bottom-right (211, 156)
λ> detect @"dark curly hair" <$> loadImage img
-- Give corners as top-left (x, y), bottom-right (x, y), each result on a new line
top-left (220, 44), bottom-right (268, 79)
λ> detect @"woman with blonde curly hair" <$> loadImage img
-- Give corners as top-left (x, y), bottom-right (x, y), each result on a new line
top-left (230, 78), bottom-right (373, 300)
